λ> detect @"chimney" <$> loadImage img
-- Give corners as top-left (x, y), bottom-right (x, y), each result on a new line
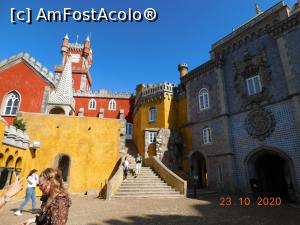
top-left (178, 63), bottom-right (188, 78)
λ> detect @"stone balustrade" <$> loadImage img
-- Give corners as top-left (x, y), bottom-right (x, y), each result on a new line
top-left (2, 126), bottom-right (30, 149)
top-left (142, 82), bottom-right (177, 97)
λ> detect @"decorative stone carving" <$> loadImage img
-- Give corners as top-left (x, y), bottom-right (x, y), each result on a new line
top-left (2, 126), bottom-right (30, 150)
top-left (156, 128), bottom-right (183, 170)
top-left (245, 108), bottom-right (276, 141)
top-left (233, 48), bottom-right (272, 109)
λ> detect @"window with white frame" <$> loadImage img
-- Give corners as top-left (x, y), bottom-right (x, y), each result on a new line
top-left (88, 99), bottom-right (96, 110)
top-left (148, 131), bottom-right (157, 144)
top-left (148, 107), bottom-right (157, 122)
top-left (3, 91), bottom-right (20, 116)
top-left (199, 88), bottom-right (210, 111)
top-left (246, 75), bottom-right (262, 96)
top-left (108, 99), bottom-right (116, 111)
top-left (202, 127), bottom-right (212, 145)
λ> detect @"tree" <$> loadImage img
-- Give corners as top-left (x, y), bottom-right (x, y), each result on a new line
top-left (13, 118), bottom-right (26, 132)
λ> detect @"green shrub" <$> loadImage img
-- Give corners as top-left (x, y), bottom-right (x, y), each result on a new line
top-left (13, 118), bottom-right (26, 132)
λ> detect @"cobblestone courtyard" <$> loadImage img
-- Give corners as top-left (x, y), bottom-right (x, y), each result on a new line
top-left (0, 195), bottom-right (299, 225)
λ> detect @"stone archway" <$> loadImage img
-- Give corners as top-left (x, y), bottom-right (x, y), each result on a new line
top-left (190, 152), bottom-right (208, 188)
top-left (246, 148), bottom-right (297, 201)
top-left (55, 154), bottom-right (71, 183)
top-left (49, 107), bottom-right (65, 115)
top-left (15, 157), bottom-right (22, 176)
top-left (0, 155), bottom-right (14, 189)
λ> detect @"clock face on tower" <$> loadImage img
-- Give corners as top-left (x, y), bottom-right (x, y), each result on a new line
top-left (71, 54), bottom-right (81, 63)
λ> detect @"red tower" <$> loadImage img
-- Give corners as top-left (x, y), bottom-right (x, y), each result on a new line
top-left (55, 34), bottom-right (93, 92)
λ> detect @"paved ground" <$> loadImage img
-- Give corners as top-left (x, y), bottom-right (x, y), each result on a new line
top-left (0, 194), bottom-right (299, 225)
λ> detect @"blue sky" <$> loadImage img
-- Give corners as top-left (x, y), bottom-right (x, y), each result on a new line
top-left (0, 0), bottom-right (297, 93)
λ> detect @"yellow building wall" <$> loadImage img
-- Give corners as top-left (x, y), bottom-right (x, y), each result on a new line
top-left (177, 96), bottom-right (192, 173)
top-left (0, 113), bottom-right (121, 199)
top-left (0, 118), bottom-right (29, 199)
top-left (133, 90), bottom-right (192, 174)
top-left (133, 97), bottom-right (167, 158)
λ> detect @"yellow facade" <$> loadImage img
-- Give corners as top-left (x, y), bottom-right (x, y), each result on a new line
top-left (177, 96), bottom-right (192, 173)
top-left (0, 119), bottom-right (28, 198)
top-left (133, 84), bottom-right (192, 173)
top-left (0, 113), bottom-right (121, 199)
top-left (133, 97), bottom-right (167, 158)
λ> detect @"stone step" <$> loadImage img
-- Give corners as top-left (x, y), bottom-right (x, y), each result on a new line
top-left (119, 187), bottom-right (173, 191)
top-left (121, 182), bottom-right (168, 187)
top-left (122, 180), bottom-right (165, 184)
top-left (115, 190), bottom-right (179, 195)
top-left (125, 177), bottom-right (161, 180)
top-left (117, 190), bottom-right (177, 194)
top-left (113, 193), bottom-right (184, 199)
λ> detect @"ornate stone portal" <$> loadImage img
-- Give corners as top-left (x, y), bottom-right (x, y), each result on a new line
top-left (233, 48), bottom-right (272, 109)
top-left (245, 108), bottom-right (276, 141)
top-left (156, 128), bottom-right (183, 170)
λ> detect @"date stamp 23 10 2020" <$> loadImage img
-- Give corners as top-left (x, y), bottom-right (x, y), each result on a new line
top-left (219, 196), bottom-right (282, 207)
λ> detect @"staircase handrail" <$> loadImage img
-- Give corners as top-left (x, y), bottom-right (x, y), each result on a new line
top-left (105, 157), bottom-right (124, 200)
top-left (144, 156), bottom-right (187, 196)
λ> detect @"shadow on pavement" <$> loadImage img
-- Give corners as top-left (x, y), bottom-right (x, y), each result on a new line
top-left (87, 195), bottom-right (300, 225)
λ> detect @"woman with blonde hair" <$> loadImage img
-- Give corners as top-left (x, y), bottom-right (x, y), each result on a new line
top-left (20, 168), bottom-right (72, 225)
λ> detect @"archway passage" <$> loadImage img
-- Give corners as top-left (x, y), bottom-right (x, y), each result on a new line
top-left (255, 154), bottom-right (288, 199)
top-left (191, 152), bottom-right (208, 188)
top-left (58, 155), bottom-right (70, 182)
top-left (49, 107), bottom-right (65, 115)
top-left (249, 152), bottom-right (294, 200)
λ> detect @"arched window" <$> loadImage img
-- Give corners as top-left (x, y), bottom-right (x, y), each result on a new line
top-left (149, 107), bottom-right (157, 122)
top-left (108, 99), bottom-right (116, 111)
top-left (3, 91), bottom-right (20, 115)
top-left (203, 127), bottom-right (212, 145)
top-left (88, 99), bottom-right (96, 110)
top-left (199, 88), bottom-right (210, 111)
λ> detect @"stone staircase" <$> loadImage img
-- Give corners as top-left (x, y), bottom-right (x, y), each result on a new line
top-left (113, 141), bottom-right (184, 199)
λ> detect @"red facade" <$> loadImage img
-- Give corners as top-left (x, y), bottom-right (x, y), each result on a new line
top-left (0, 60), bottom-right (54, 125)
top-left (0, 36), bottom-right (134, 125)
top-left (74, 97), bottom-right (134, 122)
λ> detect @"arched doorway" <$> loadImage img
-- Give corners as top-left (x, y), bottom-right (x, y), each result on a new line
top-left (190, 152), bottom-right (208, 188)
top-left (15, 157), bottom-right (22, 176)
top-left (0, 155), bottom-right (14, 189)
top-left (56, 155), bottom-right (71, 183)
top-left (247, 149), bottom-right (295, 201)
top-left (49, 107), bottom-right (65, 115)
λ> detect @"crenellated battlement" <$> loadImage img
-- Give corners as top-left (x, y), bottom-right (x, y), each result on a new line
top-left (68, 42), bottom-right (84, 50)
top-left (0, 52), bottom-right (58, 86)
top-left (74, 89), bottom-right (132, 99)
top-left (133, 82), bottom-right (178, 115)
top-left (141, 82), bottom-right (177, 97)
top-left (2, 125), bottom-right (30, 150)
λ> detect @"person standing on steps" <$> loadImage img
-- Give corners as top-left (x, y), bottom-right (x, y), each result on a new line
top-left (135, 153), bottom-right (142, 178)
top-left (123, 157), bottom-right (129, 181)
